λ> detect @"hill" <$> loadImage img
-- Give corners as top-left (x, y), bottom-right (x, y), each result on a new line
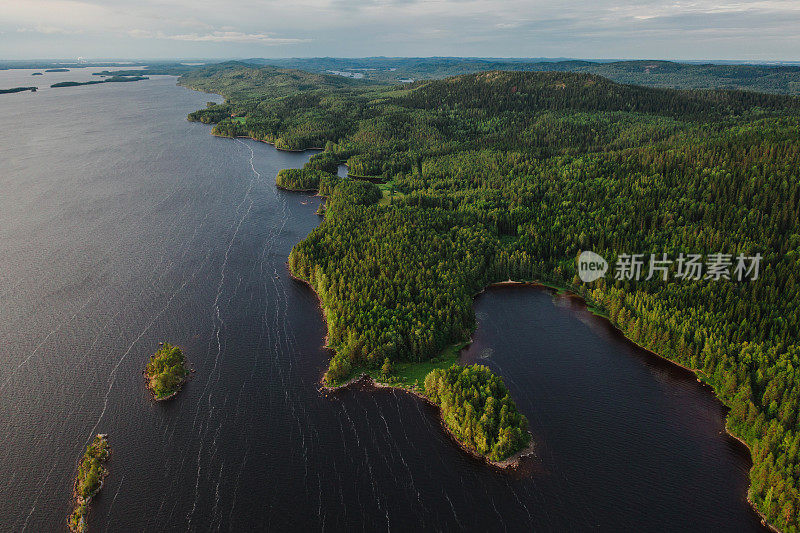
top-left (400, 70), bottom-right (799, 117)
top-left (179, 61), bottom-right (368, 100)
top-left (252, 57), bottom-right (800, 95)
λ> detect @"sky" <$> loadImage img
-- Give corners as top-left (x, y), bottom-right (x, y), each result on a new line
top-left (1, 0), bottom-right (799, 61)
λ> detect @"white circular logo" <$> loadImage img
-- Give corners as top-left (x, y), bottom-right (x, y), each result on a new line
top-left (577, 251), bottom-right (608, 282)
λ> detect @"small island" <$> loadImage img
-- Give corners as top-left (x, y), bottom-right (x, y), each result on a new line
top-left (32, 72), bottom-right (43, 76)
top-left (0, 86), bottom-right (37, 94)
top-left (144, 343), bottom-right (190, 400)
top-left (68, 434), bottom-right (110, 533)
top-left (45, 68), bottom-right (70, 72)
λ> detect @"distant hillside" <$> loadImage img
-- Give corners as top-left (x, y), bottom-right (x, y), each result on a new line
top-left (400, 70), bottom-right (800, 118)
top-left (182, 64), bottom-right (799, 149)
top-left (578, 60), bottom-right (800, 94)
top-left (250, 57), bottom-right (800, 95)
top-left (179, 61), bottom-right (368, 99)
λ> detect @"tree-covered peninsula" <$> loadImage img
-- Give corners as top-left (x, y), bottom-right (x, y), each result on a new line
top-left (144, 343), bottom-right (189, 400)
top-left (68, 434), bottom-right (110, 533)
top-left (426, 364), bottom-right (532, 463)
top-left (183, 64), bottom-right (800, 528)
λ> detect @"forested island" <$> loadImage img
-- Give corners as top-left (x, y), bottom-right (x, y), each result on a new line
top-left (182, 63), bottom-right (800, 528)
top-left (68, 434), bottom-right (110, 533)
top-left (51, 75), bottom-right (148, 88)
top-left (45, 68), bottom-right (69, 72)
top-left (0, 86), bottom-right (36, 94)
top-left (144, 343), bottom-right (190, 400)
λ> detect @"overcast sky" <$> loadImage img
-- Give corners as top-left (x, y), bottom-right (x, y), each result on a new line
top-left (1, 0), bottom-right (799, 61)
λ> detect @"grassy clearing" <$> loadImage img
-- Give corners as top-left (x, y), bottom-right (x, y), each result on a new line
top-left (585, 303), bottom-right (609, 318)
top-left (376, 181), bottom-right (404, 206)
top-left (369, 342), bottom-right (466, 392)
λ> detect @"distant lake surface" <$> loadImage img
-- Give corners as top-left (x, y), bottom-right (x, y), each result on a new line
top-left (0, 66), bottom-right (145, 92)
top-left (0, 71), bottom-right (766, 531)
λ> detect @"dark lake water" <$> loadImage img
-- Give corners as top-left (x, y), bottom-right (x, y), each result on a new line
top-left (0, 71), bottom-right (765, 532)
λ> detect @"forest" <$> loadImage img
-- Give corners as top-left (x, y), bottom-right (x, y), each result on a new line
top-left (183, 64), bottom-right (800, 530)
top-left (425, 364), bottom-right (531, 462)
top-left (276, 168), bottom-right (332, 191)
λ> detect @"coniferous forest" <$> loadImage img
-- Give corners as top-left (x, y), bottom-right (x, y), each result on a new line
top-left (183, 64), bottom-right (800, 530)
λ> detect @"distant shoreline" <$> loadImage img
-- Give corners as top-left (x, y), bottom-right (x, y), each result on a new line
top-left (51, 76), bottom-right (148, 89)
top-left (0, 86), bottom-right (36, 94)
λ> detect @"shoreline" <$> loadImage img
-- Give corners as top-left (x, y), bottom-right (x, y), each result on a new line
top-left (312, 271), bottom-right (776, 526)
top-left (276, 184), bottom-right (319, 193)
top-left (286, 268), bottom-right (332, 349)
top-left (177, 83), bottom-right (322, 153)
top-left (0, 86), bottom-right (37, 94)
top-left (287, 262), bottom-right (535, 469)
top-left (319, 373), bottom-right (535, 470)
top-left (230, 133), bottom-right (323, 152)
top-left (725, 425), bottom-right (782, 533)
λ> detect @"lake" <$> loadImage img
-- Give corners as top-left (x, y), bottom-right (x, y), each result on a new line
top-left (0, 70), bottom-right (766, 531)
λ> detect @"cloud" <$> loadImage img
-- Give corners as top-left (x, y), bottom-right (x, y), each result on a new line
top-left (169, 31), bottom-right (309, 44)
top-left (2, 0), bottom-right (800, 59)
top-left (495, 22), bottom-right (523, 29)
top-left (177, 19), bottom-right (213, 31)
top-left (126, 29), bottom-right (308, 44)
top-left (17, 24), bottom-right (82, 35)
